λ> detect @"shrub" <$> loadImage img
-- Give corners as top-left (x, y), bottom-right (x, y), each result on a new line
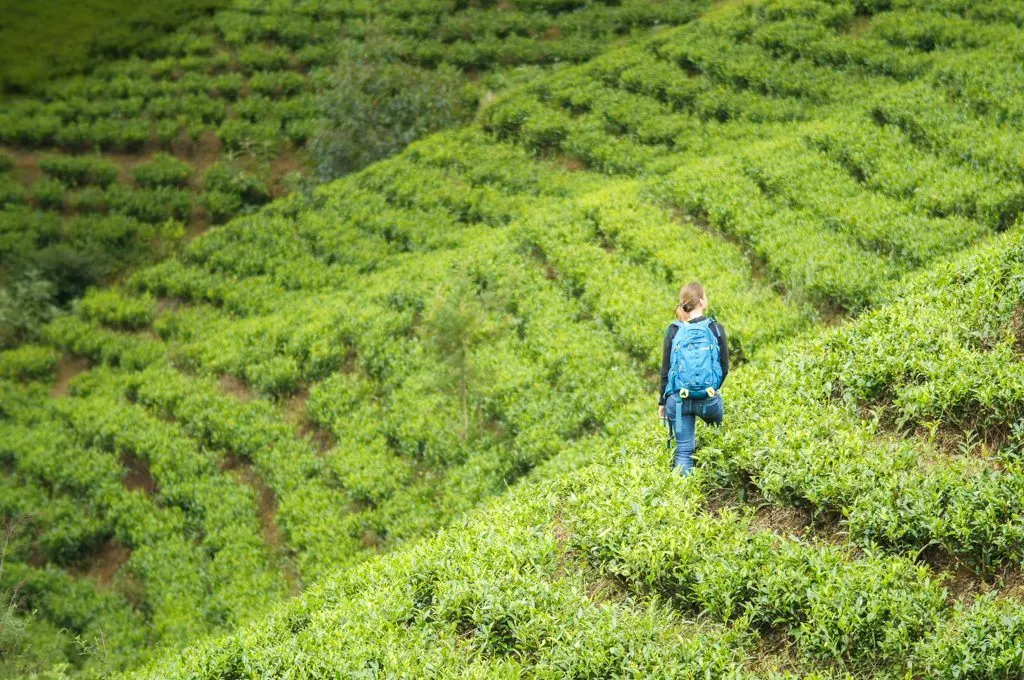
top-left (0, 270), bottom-right (57, 348)
top-left (0, 176), bottom-right (29, 208)
top-left (237, 45), bottom-right (292, 72)
top-left (208, 73), bottom-right (245, 100)
top-left (0, 149), bottom-right (13, 172)
top-left (78, 288), bottom-right (154, 329)
top-left (156, 118), bottom-right (185, 146)
top-left (32, 177), bottom-right (66, 211)
top-left (105, 185), bottom-right (195, 223)
top-left (0, 343), bottom-right (60, 380)
top-left (39, 155), bottom-right (119, 187)
top-left (215, 118), bottom-right (282, 152)
top-left (248, 70), bottom-right (307, 96)
top-left (133, 153), bottom-right (194, 188)
top-left (246, 355), bottom-right (301, 396)
top-left (66, 185), bottom-right (108, 213)
top-left (310, 36), bottom-right (477, 180)
top-left (202, 162), bottom-right (270, 205)
top-left (200, 189), bottom-right (243, 223)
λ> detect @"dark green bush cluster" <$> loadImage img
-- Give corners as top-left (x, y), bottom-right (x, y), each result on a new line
top-left (311, 38), bottom-right (477, 180)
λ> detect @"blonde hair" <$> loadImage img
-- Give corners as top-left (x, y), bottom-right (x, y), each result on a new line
top-left (675, 282), bottom-right (706, 322)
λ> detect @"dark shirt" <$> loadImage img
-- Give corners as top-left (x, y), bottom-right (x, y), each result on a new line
top-left (658, 315), bottom-right (729, 405)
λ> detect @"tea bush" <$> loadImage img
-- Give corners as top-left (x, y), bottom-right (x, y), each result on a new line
top-left (132, 153), bottom-right (194, 189)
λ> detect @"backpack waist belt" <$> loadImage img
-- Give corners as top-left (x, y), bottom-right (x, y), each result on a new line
top-left (678, 387), bottom-right (717, 400)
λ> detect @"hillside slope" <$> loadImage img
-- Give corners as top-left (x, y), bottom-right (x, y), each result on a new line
top-left (6, 0), bottom-right (1024, 676)
top-left (0, 0), bottom-right (712, 342)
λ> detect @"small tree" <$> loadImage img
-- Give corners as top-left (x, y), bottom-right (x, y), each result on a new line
top-left (0, 514), bottom-right (29, 671)
top-left (311, 33), bottom-right (477, 181)
top-left (0, 271), bottom-right (57, 349)
top-left (419, 282), bottom-right (496, 438)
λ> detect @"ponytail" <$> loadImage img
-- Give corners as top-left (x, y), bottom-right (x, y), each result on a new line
top-left (676, 282), bottom-right (706, 322)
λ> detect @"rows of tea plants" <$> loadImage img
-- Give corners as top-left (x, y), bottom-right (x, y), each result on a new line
top-left (815, 231), bottom-right (1024, 460)
top-left (126, 392), bottom-right (1024, 679)
top-left (0, 149), bottom-right (275, 348)
top-left (479, 0), bottom-right (926, 163)
top-left (0, 0), bottom-right (716, 342)
top-left (3, 120), bottom-right (807, 674)
top-left (545, 176), bottom-right (1024, 578)
top-left (1, 0), bottom-right (714, 157)
top-left (480, 0), bottom-right (1024, 313)
top-left (688, 229), bottom-right (1024, 578)
top-left (0, 369), bottom-right (285, 674)
top-left (122, 227), bottom-right (1024, 677)
top-left (806, 118), bottom-right (1024, 230)
top-left (11, 0), bottom-right (1024, 676)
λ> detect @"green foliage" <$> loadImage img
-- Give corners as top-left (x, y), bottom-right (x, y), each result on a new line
top-left (0, 175), bottom-right (29, 208)
top-left (199, 190), bottom-right (243, 224)
top-left (418, 281), bottom-right (501, 436)
top-left (9, 0), bottom-right (1024, 677)
top-left (39, 155), bottom-right (118, 188)
top-left (202, 162), bottom-right (270, 206)
top-left (78, 289), bottom-right (155, 330)
top-left (0, 344), bottom-right (60, 381)
top-left (132, 153), bottom-right (193, 188)
top-left (105, 185), bottom-right (194, 223)
top-left (32, 177), bottom-right (66, 211)
top-left (0, 272), bottom-right (57, 349)
top-left (311, 37), bottom-right (478, 180)
top-left (236, 45), bottom-right (291, 73)
top-left (65, 185), bottom-right (109, 213)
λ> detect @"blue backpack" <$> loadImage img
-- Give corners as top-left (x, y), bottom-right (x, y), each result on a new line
top-left (664, 318), bottom-right (722, 401)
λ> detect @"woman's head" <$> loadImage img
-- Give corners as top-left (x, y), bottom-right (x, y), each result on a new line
top-left (676, 282), bottom-right (707, 321)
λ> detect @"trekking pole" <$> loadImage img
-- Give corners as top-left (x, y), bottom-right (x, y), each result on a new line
top-left (664, 414), bottom-right (674, 468)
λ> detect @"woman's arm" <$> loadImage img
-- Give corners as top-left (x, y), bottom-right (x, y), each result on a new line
top-left (713, 321), bottom-right (729, 387)
top-left (658, 325), bottom-right (676, 404)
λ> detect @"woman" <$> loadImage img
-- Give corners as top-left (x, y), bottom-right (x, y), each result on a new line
top-left (658, 282), bottom-right (729, 475)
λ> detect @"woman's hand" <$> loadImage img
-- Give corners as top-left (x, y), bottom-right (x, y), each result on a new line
top-left (658, 405), bottom-right (665, 421)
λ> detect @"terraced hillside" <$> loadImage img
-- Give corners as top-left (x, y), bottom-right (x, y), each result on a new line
top-left (6, 0), bottom-right (1024, 676)
top-left (0, 0), bottom-right (711, 339)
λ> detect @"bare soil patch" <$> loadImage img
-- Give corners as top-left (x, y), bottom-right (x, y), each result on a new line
top-left (221, 452), bottom-right (300, 593)
top-left (7, 148), bottom-right (42, 185)
top-left (585, 575), bottom-right (622, 604)
top-left (80, 538), bottom-right (131, 588)
top-left (120, 452), bottom-right (158, 494)
top-left (283, 389), bottom-right (336, 453)
top-left (219, 373), bottom-right (255, 401)
top-left (361, 529), bottom-right (384, 551)
top-left (50, 354), bottom-right (90, 398)
top-left (268, 151), bottom-right (306, 197)
top-left (550, 152), bottom-right (585, 172)
top-left (542, 25), bottom-right (563, 41)
top-left (750, 504), bottom-right (810, 538)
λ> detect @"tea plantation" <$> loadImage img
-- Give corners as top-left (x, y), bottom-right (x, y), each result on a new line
top-left (0, 0), bottom-right (714, 339)
top-left (5, 0), bottom-right (1024, 677)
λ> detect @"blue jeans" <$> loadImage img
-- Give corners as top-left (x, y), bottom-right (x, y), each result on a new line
top-left (665, 392), bottom-right (724, 475)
